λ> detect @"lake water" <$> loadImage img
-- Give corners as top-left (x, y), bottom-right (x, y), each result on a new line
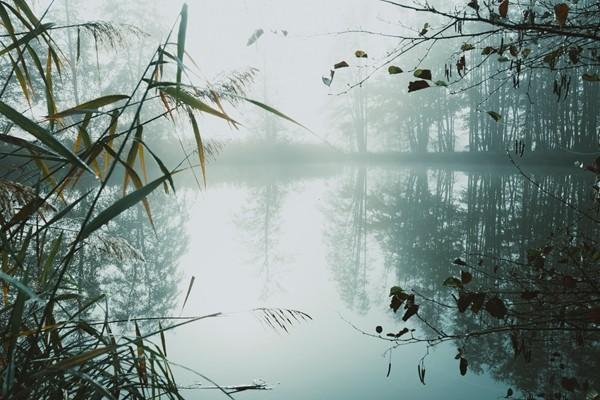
top-left (106, 163), bottom-right (595, 400)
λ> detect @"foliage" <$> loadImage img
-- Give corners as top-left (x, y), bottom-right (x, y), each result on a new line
top-left (371, 162), bottom-right (599, 397)
top-left (0, 1), bottom-right (308, 398)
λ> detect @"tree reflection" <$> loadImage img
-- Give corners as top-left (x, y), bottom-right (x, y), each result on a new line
top-left (78, 187), bottom-right (188, 327)
top-left (325, 167), bottom-right (370, 313)
top-left (362, 166), bottom-right (598, 398)
top-left (237, 180), bottom-right (287, 300)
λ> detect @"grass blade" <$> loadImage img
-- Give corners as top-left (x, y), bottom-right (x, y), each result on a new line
top-left (160, 87), bottom-right (237, 124)
top-left (0, 101), bottom-right (93, 174)
top-left (187, 110), bottom-right (206, 187)
top-left (181, 276), bottom-right (195, 312)
top-left (80, 173), bottom-right (172, 240)
top-left (47, 95), bottom-right (129, 119)
top-left (176, 4), bottom-right (188, 88)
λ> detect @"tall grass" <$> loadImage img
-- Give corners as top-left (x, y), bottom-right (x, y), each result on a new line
top-left (0, 1), bottom-right (306, 398)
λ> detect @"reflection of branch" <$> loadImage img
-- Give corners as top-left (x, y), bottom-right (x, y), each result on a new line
top-left (178, 382), bottom-right (271, 393)
top-left (507, 151), bottom-right (599, 223)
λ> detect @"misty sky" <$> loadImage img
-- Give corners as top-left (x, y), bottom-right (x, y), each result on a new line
top-left (50, 0), bottom-right (432, 145)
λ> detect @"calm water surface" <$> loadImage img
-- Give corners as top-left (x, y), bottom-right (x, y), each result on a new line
top-left (126, 164), bottom-right (592, 400)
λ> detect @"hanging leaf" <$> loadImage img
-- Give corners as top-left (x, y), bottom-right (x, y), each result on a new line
top-left (487, 111), bottom-right (502, 122)
top-left (443, 277), bottom-right (464, 289)
top-left (499, 0), bottom-right (509, 18)
top-left (408, 80), bottom-right (430, 92)
top-left (435, 80), bottom-right (448, 87)
top-left (560, 377), bottom-right (579, 392)
top-left (76, 27), bottom-right (81, 61)
top-left (453, 258), bottom-right (467, 266)
top-left (246, 28), bottom-right (264, 46)
top-left (485, 296), bottom-right (508, 319)
top-left (543, 50), bottom-right (562, 69)
top-left (394, 328), bottom-right (409, 337)
top-left (402, 304), bottom-right (419, 321)
top-left (413, 69), bottom-right (432, 80)
top-left (334, 61), bottom-right (349, 69)
top-left (457, 293), bottom-right (474, 313)
top-left (582, 73), bottom-right (600, 82)
top-left (456, 55), bottom-right (467, 76)
top-left (459, 357), bottom-right (468, 375)
top-left (418, 363), bottom-right (426, 385)
top-left (419, 23), bottom-right (429, 36)
top-left (322, 70), bottom-right (335, 87)
top-left (354, 50), bottom-right (368, 58)
top-left (388, 66), bottom-right (403, 74)
top-left (467, 0), bottom-right (479, 11)
top-left (461, 43), bottom-right (475, 51)
top-left (471, 293), bottom-right (486, 313)
top-left (389, 286), bottom-right (404, 296)
top-left (521, 290), bottom-right (539, 300)
top-left (554, 4), bottom-right (569, 28)
top-left (390, 294), bottom-right (404, 312)
top-left (461, 270), bottom-right (473, 284)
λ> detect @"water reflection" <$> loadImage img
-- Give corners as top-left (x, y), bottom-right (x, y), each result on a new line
top-left (236, 181), bottom-right (288, 300)
top-left (365, 167), bottom-right (597, 398)
top-left (78, 188), bottom-right (188, 326)
top-left (153, 165), bottom-right (596, 399)
top-left (325, 166), bottom-right (370, 313)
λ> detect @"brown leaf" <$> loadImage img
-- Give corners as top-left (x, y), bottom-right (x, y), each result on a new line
top-left (485, 296), bottom-right (508, 319)
top-left (459, 357), bottom-right (468, 375)
top-left (560, 377), bottom-right (579, 392)
top-left (390, 294), bottom-right (404, 312)
top-left (499, 0), bottom-right (509, 18)
top-left (562, 275), bottom-right (577, 289)
top-left (586, 307), bottom-right (600, 323)
top-left (471, 293), bottom-right (486, 313)
top-left (521, 290), bottom-right (539, 300)
top-left (418, 364), bottom-right (426, 385)
top-left (461, 270), bottom-right (472, 284)
top-left (457, 293), bottom-right (473, 313)
top-left (334, 61), bottom-right (349, 69)
top-left (402, 304), bottom-right (419, 321)
top-left (453, 258), bottom-right (467, 266)
top-left (413, 69), bottom-right (432, 80)
top-left (355, 50), bottom-right (368, 58)
top-left (554, 4), bottom-right (569, 28)
top-left (408, 80), bottom-right (430, 92)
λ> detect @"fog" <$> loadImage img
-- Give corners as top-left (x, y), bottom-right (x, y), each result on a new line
top-left (2, 1), bottom-right (598, 399)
